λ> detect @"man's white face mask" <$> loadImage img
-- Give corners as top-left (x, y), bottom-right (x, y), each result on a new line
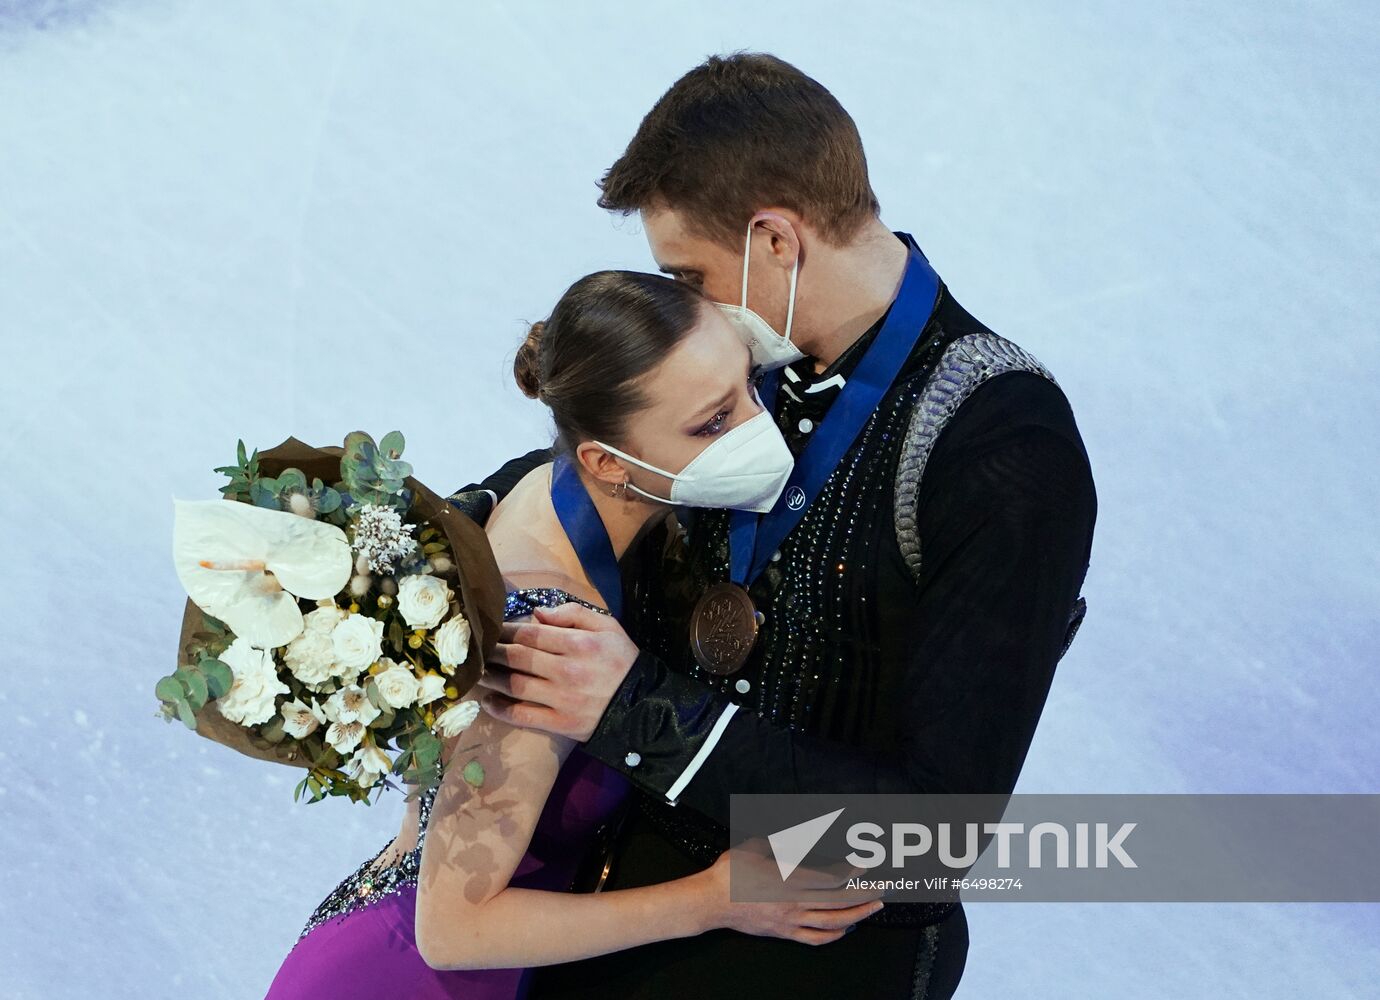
top-left (594, 404), bottom-right (794, 514)
top-left (714, 221), bottom-right (804, 371)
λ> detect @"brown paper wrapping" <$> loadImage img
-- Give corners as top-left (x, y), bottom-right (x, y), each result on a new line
top-left (175, 435), bottom-right (504, 768)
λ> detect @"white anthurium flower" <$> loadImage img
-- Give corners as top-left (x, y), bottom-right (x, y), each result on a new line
top-left (417, 671), bottom-right (446, 706)
top-left (374, 658), bottom-right (421, 709)
top-left (323, 683), bottom-right (381, 728)
top-left (435, 698), bottom-right (481, 738)
top-left (346, 741), bottom-right (393, 785)
top-left (280, 698), bottom-right (322, 739)
top-left (172, 498), bottom-right (352, 648)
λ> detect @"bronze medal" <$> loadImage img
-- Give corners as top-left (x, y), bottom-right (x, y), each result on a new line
top-left (689, 582), bottom-right (759, 676)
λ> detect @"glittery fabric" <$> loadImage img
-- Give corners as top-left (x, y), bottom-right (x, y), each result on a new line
top-left (893, 331), bottom-right (1057, 581)
top-left (285, 588), bottom-right (619, 951)
top-left (505, 588), bottom-right (608, 620)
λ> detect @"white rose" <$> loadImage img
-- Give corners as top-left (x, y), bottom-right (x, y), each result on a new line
top-left (282, 628), bottom-right (335, 685)
top-left (323, 683), bottom-right (381, 728)
top-left (397, 574), bottom-right (453, 630)
top-left (417, 671), bottom-right (446, 706)
top-left (303, 602), bottom-right (346, 634)
top-left (433, 614), bottom-right (472, 669)
top-left (331, 613), bottom-right (384, 676)
top-left (280, 698), bottom-right (322, 739)
top-left (346, 741), bottom-right (393, 785)
top-left (374, 658), bottom-right (421, 709)
top-left (434, 698), bottom-right (481, 738)
top-left (216, 636), bottom-right (289, 727)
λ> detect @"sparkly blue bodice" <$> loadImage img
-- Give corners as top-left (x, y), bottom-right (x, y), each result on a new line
top-left (504, 587), bottom-right (611, 620)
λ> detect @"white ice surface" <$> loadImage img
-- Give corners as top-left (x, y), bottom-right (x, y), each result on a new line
top-left (1, 1), bottom-right (1377, 997)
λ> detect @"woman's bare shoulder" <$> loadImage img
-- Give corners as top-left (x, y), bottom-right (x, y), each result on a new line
top-left (484, 462), bottom-right (605, 610)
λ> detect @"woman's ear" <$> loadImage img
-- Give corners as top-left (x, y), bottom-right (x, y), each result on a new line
top-left (573, 441), bottom-right (627, 489)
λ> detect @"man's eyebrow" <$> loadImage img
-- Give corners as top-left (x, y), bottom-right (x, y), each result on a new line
top-left (658, 263), bottom-right (700, 276)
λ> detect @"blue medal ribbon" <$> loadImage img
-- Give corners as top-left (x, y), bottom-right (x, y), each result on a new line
top-left (549, 456), bottom-right (624, 620)
top-left (728, 234), bottom-right (941, 586)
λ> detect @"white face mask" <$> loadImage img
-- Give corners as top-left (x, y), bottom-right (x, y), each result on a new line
top-left (594, 408), bottom-right (794, 513)
top-left (715, 221), bottom-right (804, 371)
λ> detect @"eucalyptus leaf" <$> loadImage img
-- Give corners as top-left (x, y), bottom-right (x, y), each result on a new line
top-left (176, 699), bottom-right (198, 730)
top-left (155, 676), bottom-right (184, 704)
top-left (177, 668), bottom-right (209, 709)
top-left (250, 483), bottom-right (279, 509)
top-left (365, 678), bottom-right (384, 711)
top-left (379, 430), bottom-right (405, 459)
top-left (259, 715), bottom-right (287, 743)
top-left (200, 658), bottom-right (233, 699)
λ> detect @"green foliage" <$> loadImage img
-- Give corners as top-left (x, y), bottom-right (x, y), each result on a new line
top-left (341, 430), bottom-right (413, 513)
top-left (213, 440), bottom-right (261, 503)
top-left (200, 657), bottom-right (232, 699)
top-left (213, 440), bottom-right (344, 518)
top-left (154, 653), bottom-right (230, 731)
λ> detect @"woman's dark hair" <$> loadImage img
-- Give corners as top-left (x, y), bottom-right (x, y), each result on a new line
top-left (513, 270), bottom-right (705, 451)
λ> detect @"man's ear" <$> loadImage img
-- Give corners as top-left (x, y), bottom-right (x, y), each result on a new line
top-left (749, 209), bottom-right (804, 270)
top-left (573, 441), bottom-right (627, 489)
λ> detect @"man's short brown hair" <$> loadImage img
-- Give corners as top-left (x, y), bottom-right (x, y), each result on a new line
top-left (598, 52), bottom-right (881, 247)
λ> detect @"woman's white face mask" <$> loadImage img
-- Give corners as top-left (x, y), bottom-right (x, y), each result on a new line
top-left (714, 221), bottom-right (805, 371)
top-left (594, 406), bottom-right (794, 513)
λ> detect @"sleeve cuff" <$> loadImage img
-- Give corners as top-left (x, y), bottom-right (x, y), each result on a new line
top-left (444, 488), bottom-right (496, 525)
top-left (579, 649), bottom-right (737, 803)
top-left (664, 701), bottom-right (738, 805)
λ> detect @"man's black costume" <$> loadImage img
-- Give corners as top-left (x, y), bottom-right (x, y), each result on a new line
top-left (455, 234), bottom-right (1097, 999)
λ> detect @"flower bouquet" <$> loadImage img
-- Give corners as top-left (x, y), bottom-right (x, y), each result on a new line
top-left (158, 431), bottom-right (504, 806)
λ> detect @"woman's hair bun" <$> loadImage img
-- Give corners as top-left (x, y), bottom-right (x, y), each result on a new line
top-left (513, 320), bottom-right (547, 399)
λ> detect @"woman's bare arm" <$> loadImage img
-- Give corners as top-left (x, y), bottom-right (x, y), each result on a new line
top-left (413, 685), bottom-right (882, 971)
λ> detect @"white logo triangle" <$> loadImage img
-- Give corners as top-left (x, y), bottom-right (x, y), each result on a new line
top-left (767, 807), bottom-right (846, 881)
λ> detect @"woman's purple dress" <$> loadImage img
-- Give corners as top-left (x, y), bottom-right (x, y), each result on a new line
top-left (265, 590), bottom-right (631, 999)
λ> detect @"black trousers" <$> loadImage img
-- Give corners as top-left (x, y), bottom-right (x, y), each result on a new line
top-left (528, 809), bottom-right (969, 1000)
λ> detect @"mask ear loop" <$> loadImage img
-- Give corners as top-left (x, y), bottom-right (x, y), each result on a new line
top-left (741, 222), bottom-right (753, 310)
top-left (744, 219), bottom-right (800, 343)
top-left (783, 254), bottom-right (799, 343)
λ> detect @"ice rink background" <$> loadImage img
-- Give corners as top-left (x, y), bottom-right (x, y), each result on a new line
top-left (2, 1), bottom-right (1377, 996)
